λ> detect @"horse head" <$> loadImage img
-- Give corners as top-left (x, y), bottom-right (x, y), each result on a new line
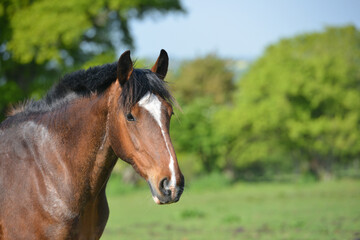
top-left (108, 50), bottom-right (184, 204)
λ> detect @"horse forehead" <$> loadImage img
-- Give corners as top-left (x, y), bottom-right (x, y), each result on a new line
top-left (138, 92), bottom-right (163, 125)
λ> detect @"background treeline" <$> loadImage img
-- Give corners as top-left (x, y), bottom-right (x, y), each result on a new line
top-left (1, 1), bottom-right (359, 182)
top-left (169, 25), bottom-right (360, 181)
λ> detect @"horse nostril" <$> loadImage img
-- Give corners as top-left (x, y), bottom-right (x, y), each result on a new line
top-left (159, 177), bottom-right (171, 196)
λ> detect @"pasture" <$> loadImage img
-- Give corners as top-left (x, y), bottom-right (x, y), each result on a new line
top-left (102, 176), bottom-right (360, 240)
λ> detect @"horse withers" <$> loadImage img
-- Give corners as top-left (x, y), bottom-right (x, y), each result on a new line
top-left (0, 50), bottom-right (184, 239)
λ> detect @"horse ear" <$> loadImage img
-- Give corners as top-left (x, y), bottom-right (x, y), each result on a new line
top-left (151, 49), bottom-right (169, 80)
top-left (117, 50), bottom-right (133, 86)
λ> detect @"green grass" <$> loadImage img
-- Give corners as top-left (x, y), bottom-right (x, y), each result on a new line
top-left (102, 178), bottom-right (360, 240)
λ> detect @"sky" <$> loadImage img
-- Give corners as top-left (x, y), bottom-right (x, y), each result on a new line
top-left (130, 0), bottom-right (360, 60)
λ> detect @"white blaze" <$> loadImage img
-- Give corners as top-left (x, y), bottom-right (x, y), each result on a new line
top-left (138, 92), bottom-right (176, 188)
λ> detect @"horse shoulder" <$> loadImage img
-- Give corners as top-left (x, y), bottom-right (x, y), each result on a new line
top-left (0, 122), bottom-right (77, 239)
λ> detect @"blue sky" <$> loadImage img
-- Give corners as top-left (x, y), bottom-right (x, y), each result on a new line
top-left (130, 0), bottom-right (360, 60)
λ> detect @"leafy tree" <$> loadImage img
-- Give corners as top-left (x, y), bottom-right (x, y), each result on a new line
top-left (169, 55), bottom-right (235, 173)
top-left (171, 97), bottom-right (222, 173)
top-left (169, 54), bottom-right (235, 104)
top-left (0, 0), bottom-right (184, 120)
top-left (217, 26), bottom-right (360, 179)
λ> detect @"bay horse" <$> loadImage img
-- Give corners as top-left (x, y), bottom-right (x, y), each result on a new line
top-left (0, 50), bottom-right (184, 239)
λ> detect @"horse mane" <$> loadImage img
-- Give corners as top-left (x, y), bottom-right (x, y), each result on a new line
top-left (8, 63), bottom-right (174, 117)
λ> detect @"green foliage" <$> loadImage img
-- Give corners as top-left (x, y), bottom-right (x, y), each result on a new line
top-left (217, 26), bottom-right (360, 178)
top-left (169, 54), bottom-right (235, 174)
top-left (81, 52), bottom-right (117, 69)
top-left (0, 0), bottom-right (184, 120)
top-left (171, 97), bottom-right (223, 172)
top-left (170, 54), bottom-right (235, 104)
top-left (3, 0), bottom-right (184, 64)
top-left (0, 81), bottom-right (23, 113)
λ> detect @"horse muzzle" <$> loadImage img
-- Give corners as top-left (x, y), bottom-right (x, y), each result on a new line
top-left (147, 174), bottom-right (184, 205)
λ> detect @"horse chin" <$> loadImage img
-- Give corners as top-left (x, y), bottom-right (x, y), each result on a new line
top-left (147, 180), bottom-right (176, 205)
top-left (152, 195), bottom-right (161, 205)
top-left (151, 195), bottom-right (176, 205)
top-left (148, 181), bottom-right (162, 204)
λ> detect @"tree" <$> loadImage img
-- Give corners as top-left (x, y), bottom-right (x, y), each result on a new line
top-left (171, 97), bottom-right (222, 173)
top-left (169, 54), bottom-right (234, 104)
top-left (218, 26), bottom-right (360, 179)
top-left (0, 0), bottom-right (184, 120)
top-left (169, 55), bottom-right (235, 173)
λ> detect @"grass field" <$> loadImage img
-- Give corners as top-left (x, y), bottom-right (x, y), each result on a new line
top-left (102, 177), bottom-right (360, 240)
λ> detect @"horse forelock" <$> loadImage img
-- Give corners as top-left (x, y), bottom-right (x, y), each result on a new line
top-left (119, 69), bottom-right (175, 113)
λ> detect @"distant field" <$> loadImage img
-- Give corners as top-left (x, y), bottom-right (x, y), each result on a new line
top-left (102, 179), bottom-right (360, 240)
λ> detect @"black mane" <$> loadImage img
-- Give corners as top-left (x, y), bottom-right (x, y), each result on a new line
top-left (9, 62), bottom-right (174, 116)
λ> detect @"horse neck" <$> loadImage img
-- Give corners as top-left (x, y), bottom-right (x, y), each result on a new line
top-left (43, 89), bottom-right (117, 198)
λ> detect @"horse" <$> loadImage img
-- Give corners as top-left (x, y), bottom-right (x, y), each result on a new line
top-left (0, 50), bottom-right (184, 239)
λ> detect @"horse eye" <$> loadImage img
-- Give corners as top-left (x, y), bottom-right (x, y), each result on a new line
top-left (126, 113), bottom-right (136, 122)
